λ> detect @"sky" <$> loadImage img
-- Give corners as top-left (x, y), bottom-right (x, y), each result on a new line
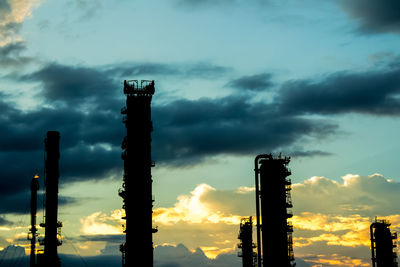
top-left (0, 0), bottom-right (400, 266)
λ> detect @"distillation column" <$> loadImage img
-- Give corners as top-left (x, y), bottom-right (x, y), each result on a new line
top-left (120, 80), bottom-right (157, 267)
top-left (255, 154), bottom-right (295, 267)
top-left (370, 218), bottom-right (398, 267)
top-left (43, 131), bottom-right (62, 267)
top-left (238, 217), bottom-right (256, 267)
top-left (28, 174), bottom-right (39, 267)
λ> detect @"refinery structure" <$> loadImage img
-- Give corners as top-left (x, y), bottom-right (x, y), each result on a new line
top-left (237, 217), bottom-right (256, 267)
top-left (119, 80), bottom-right (157, 267)
top-left (20, 79), bottom-right (400, 267)
top-left (254, 154), bottom-right (295, 267)
top-left (370, 218), bottom-right (398, 267)
top-left (28, 131), bottom-right (63, 267)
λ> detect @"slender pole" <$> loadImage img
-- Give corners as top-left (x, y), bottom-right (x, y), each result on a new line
top-left (254, 154), bottom-right (269, 267)
top-left (30, 174), bottom-right (39, 267)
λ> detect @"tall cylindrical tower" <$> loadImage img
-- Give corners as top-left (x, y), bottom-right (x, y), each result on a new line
top-left (120, 80), bottom-right (157, 267)
top-left (43, 131), bottom-right (62, 267)
top-left (255, 154), bottom-right (295, 267)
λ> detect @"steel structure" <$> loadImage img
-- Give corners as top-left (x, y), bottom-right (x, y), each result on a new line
top-left (28, 174), bottom-right (40, 267)
top-left (41, 131), bottom-right (62, 267)
top-left (238, 217), bottom-right (256, 267)
top-left (120, 80), bottom-right (157, 267)
top-left (370, 218), bottom-right (398, 267)
top-left (254, 154), bottom-right (295, 267)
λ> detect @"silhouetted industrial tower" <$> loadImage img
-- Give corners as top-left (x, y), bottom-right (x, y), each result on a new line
top-left (41, 131), bottom-right (62, 267)
top-left (238, 217), bottom-right (256, 267)
top-left (254, 154), bottom-right (295, 267)
top-left (370, 218), bottom-right (398, 267)
top-left (28, 174), bottom-right (39, 267)
top-left (120, 80), bottom-right (157, 267)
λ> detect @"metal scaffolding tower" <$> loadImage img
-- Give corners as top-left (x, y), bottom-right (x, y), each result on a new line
top-left (371, 218), bottom-right (398, 267)
top-left (120, 80), bottom-right (157, 267)
top-left (254, 154), bottom-right (295, 267)
top-left (238, 217), bottom-right (256, 267)
top-left (28, 174), bottom-right (39, 267)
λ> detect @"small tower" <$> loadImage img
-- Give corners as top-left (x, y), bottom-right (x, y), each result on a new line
top-left (238, 217), bottom-right (256, 267)
top-left (370, 218), bottom-right (398, 267)
top-left (254, 154), bottom-right (295, 267)
top-left (28, 174), bottom-right (39, 267)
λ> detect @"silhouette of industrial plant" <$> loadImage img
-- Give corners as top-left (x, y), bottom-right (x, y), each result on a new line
top-left (24, 80), bottom-right (398, 267)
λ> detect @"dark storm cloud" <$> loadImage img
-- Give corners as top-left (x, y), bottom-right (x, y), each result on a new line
top-left (61, 145), bottom-right (121, 181)
top-left (0, 187), bottom-right (78, 215)
top-left (23, 63), bottom-right (118, 105)
top-left (338, 0), bottom-right (400, 34)
top-left (225, 73), bottom-right (274, 92)
top-left (0, 97), bottom-right (123, 215)
top-left (152, 96), bottom-right (336, 165)
top-left (22, 62), bottom-right (230, 107)
top-left (277, 67), bottom-right (400, 115)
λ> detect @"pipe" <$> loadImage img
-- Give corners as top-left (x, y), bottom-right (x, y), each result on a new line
top-left (254, 154), bottom-right (270, 267)
top-left (370, 222), bottom-right (376, 267)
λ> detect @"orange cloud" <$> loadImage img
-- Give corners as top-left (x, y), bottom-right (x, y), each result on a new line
top-left (0, 0), bottom-right (41, 45)
top-left (153, 184), bottom-right (242, 225)
top-left (80, 211), bottom-right (123, 235)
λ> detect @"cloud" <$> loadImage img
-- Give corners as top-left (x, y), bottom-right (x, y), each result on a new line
top-left (44, 245), bottom-right (241, 267)
top-left (153, 184), bottom-right (255, 258)
top-left (22, 63), bottom-right (118, 106)
top-left (290, 174), bottom-right (400, 266)
top-left (154, 244), bottom-right (241, 267)
top-left (0, 216), bottom-right (13, 226)
top-left (80, 211), bottom-right (123, 236)
top-left (0, 40), bottom-right (32, 67)
top-left (70, 0), bottom-right (103, 19)
top-left (292, 173), bottom-right (400, 217)
top-left (337, 0), bottom-right (400, 34)
top-left (153, 184), bottom-right (245, 225)
top-left (0, 245), bottom-right (26, 263)
top-left (225, 73), bottom-right (274, 92)
top-left (0, 0), bottom-right (41, 45)
top-left (174, 0), bottom-right (236, 8)
top-left (151, 175), bottom-right (400, 265)
top-left (153, 96), bottom-right (336, 165)
top-left (277, 65), bottom-right (400, 116)
top-left (107, 61), bottom-right (231, 79)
